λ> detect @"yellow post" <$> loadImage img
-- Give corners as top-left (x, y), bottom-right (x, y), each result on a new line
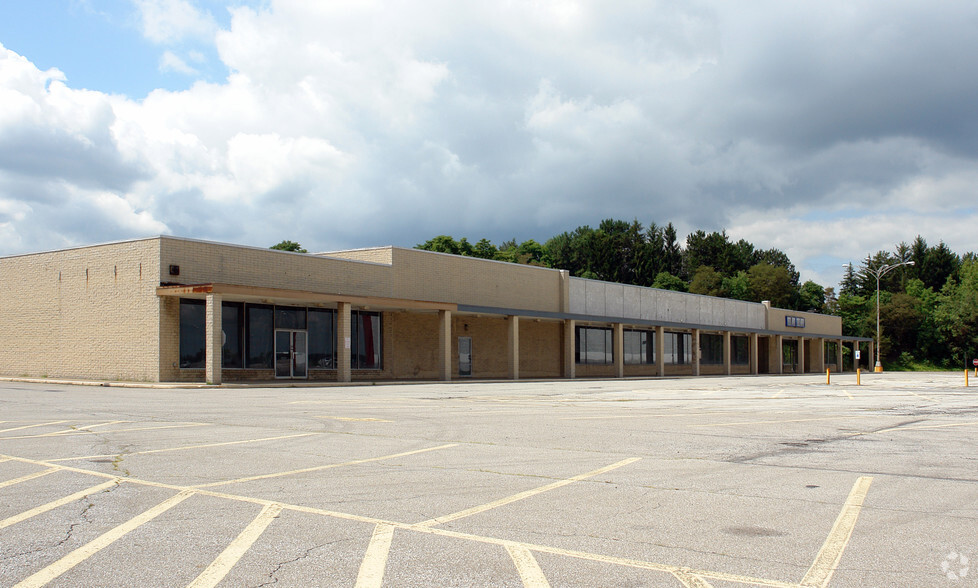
top-left (856, 368), bottom-right (861, 386)
top-left (826, 368), bottom-right (830, 385)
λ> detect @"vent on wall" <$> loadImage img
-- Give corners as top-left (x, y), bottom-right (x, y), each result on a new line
top-left (169, 265), bottom-right (180, 276)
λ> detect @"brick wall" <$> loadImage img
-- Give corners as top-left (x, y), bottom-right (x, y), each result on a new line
top-left (0, 239), bottom-right (162, 381)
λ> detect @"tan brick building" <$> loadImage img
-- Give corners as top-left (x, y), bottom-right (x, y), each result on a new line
top-left (0, 237), bottom-right (871, 384)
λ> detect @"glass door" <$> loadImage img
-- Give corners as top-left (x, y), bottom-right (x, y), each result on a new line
top-left (458, 336), bottom-right (472, 377)
top-left (275, 330), bottom-right (308, 379)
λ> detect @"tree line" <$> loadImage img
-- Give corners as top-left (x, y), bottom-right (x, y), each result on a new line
top-left (412, 220), bottom-right (978, 369)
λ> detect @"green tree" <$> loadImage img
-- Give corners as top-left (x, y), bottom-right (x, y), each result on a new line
top-left (416, 235), bottom-right (474, 256)
top-left (270, 240), bottom-right (308, 253)
top-left (721, 271), bottom-right (752, 301)
top-left (878, 293), bottom-right (924, 361)
top-left (747, 262), bottom-right (793, 307)
top-left (652, 271), bottom-right (687, 292)
top-left (689, 266), bottom-right (724, 297)
top-left (798, 280), bottom-right (826, 312)
top-left (933, 258), bottom-right (978, 367)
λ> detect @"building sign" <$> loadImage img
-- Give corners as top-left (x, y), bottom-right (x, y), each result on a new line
top-left (785, 316), bottom-right (806, 328)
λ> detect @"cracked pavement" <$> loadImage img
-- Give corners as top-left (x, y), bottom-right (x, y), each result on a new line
top-left (1, 373), bottom-right (977, 586)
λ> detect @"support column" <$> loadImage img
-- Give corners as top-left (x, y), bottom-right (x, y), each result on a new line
top-left (837, 339), bottom-right (844, 372)
top-left (655, 325), bottom-right (665, 377)
top-left (564, 319), bottom-right (576, 379)
top-left (204, 293), bottom-right (222, 385)
top-left (750, 332), bottom-right (759, 375)
top-left (723, 331), bottom-right (732, 376)
top-left (507, 315), bottom-right (519, 380)
top-left (776, 335), bottom-right (784, 374)
top-left (614, 323), bottom-right (624, 378)
top-left (692, 329), bottom-right (701, 376)
top-left (798, 337), bottom-right (805, 374)
top-left (337, 302), bottom-right (351, 383)
top-left (439, 310), bottom-right (452, 381)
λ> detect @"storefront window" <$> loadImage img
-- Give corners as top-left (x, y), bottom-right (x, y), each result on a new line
top-left (623, 330), bottom-right (654, 364)
top-left (179, 299), bottom-right (205, 369)
top-left (352, 311), bottom-right (382, 369)
top-left (308, 309), bottom-right (336, 369)
top-left (222, 302), bottom-right (244, 368)
top-left (575, 326), bottom-right (613, 364)
top-left (246, 304), bottom-right (274, 368)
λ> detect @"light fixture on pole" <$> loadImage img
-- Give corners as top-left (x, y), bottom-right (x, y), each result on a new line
top-left (844, 260), bottom-right (915, 373)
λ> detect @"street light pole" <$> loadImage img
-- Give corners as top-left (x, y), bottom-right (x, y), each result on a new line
top-left (845, 260), bottom-right (915, 373)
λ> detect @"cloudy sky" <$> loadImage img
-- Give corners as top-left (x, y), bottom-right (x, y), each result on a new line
top-left (1, 0), bottom-right (976, 288)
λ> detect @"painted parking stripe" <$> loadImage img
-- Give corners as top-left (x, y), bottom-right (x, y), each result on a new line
top-left (0, 467), bottom-right (59, 489)
top-left (193, 443), bottom-right (458, 488)
top-left (317, 416), bottom-right (393, 422)
top-left (506, 544), bottom-right (551, 588)
top-left (0, 421), bottom-right (69, 435)
top-left (0, 423), bottom-right (208, 440)
top-left (48, 433), bottom-right (317, 462)
top-left (355, 523), bottom-right (396, 588)
top-left (42, 421), bottom-right (129, 436)
top-left (800, 476), bottom-right (873, 588)
top-left (12, 490), bottom-right (195, 588)
top-left (0, 479), bottom-right (121, 531)
top-left (672, 570), bottom-right (714, 587)
top-left (187, 503), bottom-right (283, 588)
top-left (416, 457), bottom-right (640, 527)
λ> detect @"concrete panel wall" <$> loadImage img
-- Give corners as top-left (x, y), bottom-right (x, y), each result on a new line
top-left (567, 277), bottom-right (808, 333)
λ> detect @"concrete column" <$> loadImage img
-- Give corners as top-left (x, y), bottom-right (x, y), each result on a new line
top-left (563, 319), bottom-right (576, 379)
top-left (692, 329), bottom-right (701, 376)
top-left (723, 331), bottom-right (732, 376)
top-left (507, 315), bottom-right (519, 380)
top-left (776, 335), bottom-right (784, 374)
top-left (439, 310), bottom-right (453, 381)
top-left (337, 302), bottom-right (351, 383)
top-left (837, 339), bottom-right (844, 372)
top-left (817, 338), bottom-right (825, 373)
top-left (614, 323), bottom-right (624, 378)
top-left (749, 332), bottom-right (759, 375)
top-left (798, 337), bottom-right (805, 374)
top-left (655, 325), bottom-right (665, 377)
top-left (204, 293), bottom-right (222, 385)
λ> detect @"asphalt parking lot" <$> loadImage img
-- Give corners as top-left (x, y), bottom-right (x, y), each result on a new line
top-left (1, 372), bottom-right (976, 587)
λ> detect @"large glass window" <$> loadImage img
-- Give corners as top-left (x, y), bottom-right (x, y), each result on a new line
top-left (352, 311), bottom-right (382, 369)
top-left (246, 304), bottom-right (274, 368)
top-left (732, 336), bottom-right (750, 365)
top-left (179, 299), bottom-right (205, 369)
top-left (623, 329), bottom-right (654, 365)
top-left (664, 332), bottom-right (691, 365)
top-left (222, 302), bottom-right (244, 368)
top-left (701, 334), bottom-right (724, 365)
top-left (308, 309), bottom-right (336, 369)
top-left (275, 306), bottom-right (306, 330)
top-left (575, 326), bottom-right (613, 365)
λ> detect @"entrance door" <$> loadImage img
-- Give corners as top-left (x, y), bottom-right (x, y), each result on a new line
top-left (275, 330), bottom-right (308, 379)
top-left (458, 336), bottom-right (472, 377)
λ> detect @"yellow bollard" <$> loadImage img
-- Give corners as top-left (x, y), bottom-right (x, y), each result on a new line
top-left (826, 368), bottom-right (831, 385)
top-left (856, 368), bottom-right (861, 386)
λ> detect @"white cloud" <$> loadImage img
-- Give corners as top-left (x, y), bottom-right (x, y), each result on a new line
top-left (159, 51), bottom-right (198, 75)
top-left (1, 0), bottom-right (977, 282)
top-left (133, 0), bottom-right (217, 44)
